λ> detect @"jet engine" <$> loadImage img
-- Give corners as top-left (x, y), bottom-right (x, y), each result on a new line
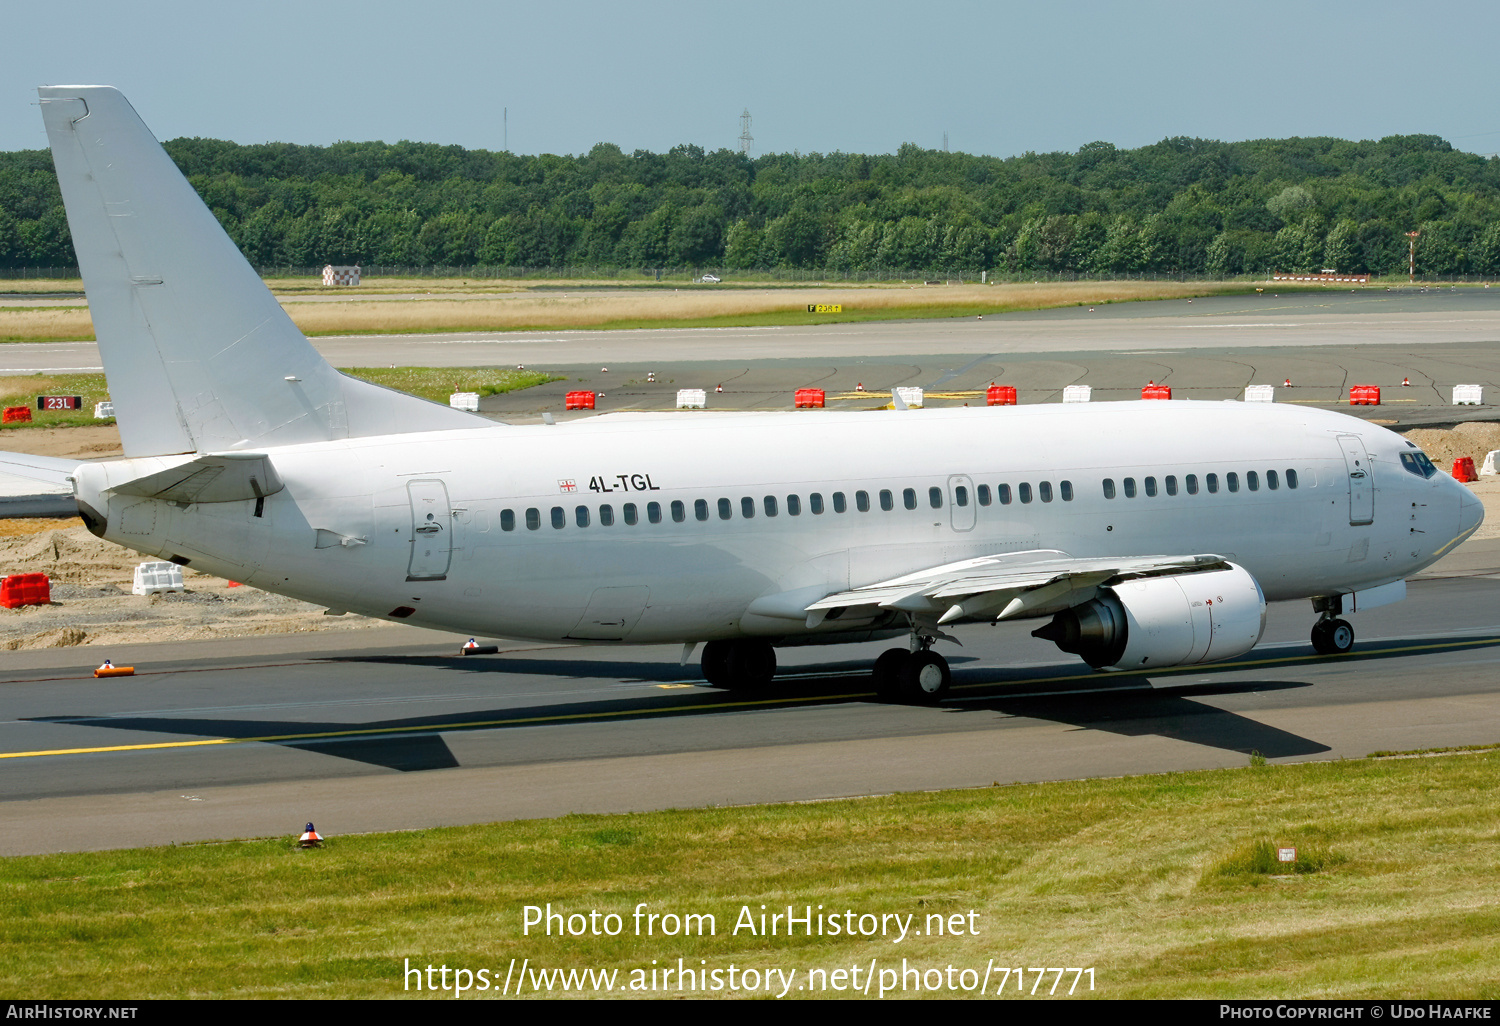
top-left (1031, 563), bottom-right (1266, 670)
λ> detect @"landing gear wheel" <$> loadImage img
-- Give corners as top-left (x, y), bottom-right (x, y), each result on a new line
top-left (701, 640), bottom-right (733, 687)
top-left (871, 648), bottom-right (909, 699)
top-left (721, 640), bottom-right (777, 689)
top-left (898, 650), bottom-right (951, 704)
top-left (1311, 618), bottom-right (1354, 655)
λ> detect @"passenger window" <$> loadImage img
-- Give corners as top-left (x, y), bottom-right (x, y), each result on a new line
top-left (1286, 469), bottom-right (1299, 489)
top-left (599, 504), bottom-right (614, 526)
top-left (977, 484), bottom-right (991, 506)
top-left (833, 491), bottom-right (847, 513)
top-left (1267, 470), bottom-right (1279, 490)
top-left (624, 503), bottom-right (638, 525)
top-left (1227, 473), bottom-right (1240, 493)
top-left (810, 493), bottom-right (825, 515)
top-left (1019, 482), bottom-right (1033, 504)
top-left (1144, 477), bottom-right (1157, 498)
top-left (903, 488), bottom-right (917, 510)
top-left (694, 498), bottom-right (709, 521)
top-left (955, 485), bottom-right (969, 507)
top-left (1103, 479), bottom-right (1116, 500)
top-left (787, 494), bottom-right (801, 515)
top-left (648, 501), bottom-right (663, 524)
top-left (1165, 475), bottom-right (1177, 496)
top-left (856, 490), bottom-right (870, 512)
top-left (1124, 478), bottom-right (1137, 498)
top-left (526, 508), bottom-right (541, 530)
top-left (928, 486), bottom-right (943, 509)
top-left (1247, 471), bottom-right (1259, 492)
top-left (1039, 481), bottom-right (1052, 502)
top-left (551, 506), bottom-right (566, 529)
top-left (718, 498), bottom-right (732, 520)
top-left (764, 495), bottom-right (778, 517)
top-left (671, 500), bottom-right (685, 523)
top-left (1185, 474), bottom-right (1198, 495)
top-left (741, 496), bottom-right (755, 519)
top-left (999, 484), bottom-right (1013, 504)
top-left (880, 489), bottom-right (894, 511)
top-left (501, 509), bottom-right (515, 532)
top-left (1206, 473), bottom-right (1219, 494)
top-left (576, 505), bottom-right (590, 528)
top-left (1060, 480), bottom-right (1073, 501)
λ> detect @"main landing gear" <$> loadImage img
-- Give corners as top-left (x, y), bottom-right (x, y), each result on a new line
top-left (700, 639), bottom-right (777, 689)
top-left (872, 638), bottom-right (951, 704)
top-left (1311, 616), bottom-right (1355, 655)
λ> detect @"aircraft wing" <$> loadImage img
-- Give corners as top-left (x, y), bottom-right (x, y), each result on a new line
top-left (804, 550), bottom-right (1230, 626)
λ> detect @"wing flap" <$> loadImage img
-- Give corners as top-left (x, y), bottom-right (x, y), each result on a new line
top-left (805, 551), bottom-right (1229, 624)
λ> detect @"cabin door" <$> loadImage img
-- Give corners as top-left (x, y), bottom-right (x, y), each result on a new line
top-left (1336, 435), bottom-right (1374, 526)
top-left (406, 479), bottom-right (453, 581)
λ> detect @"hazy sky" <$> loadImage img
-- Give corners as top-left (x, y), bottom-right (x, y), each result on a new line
top-left (5, 0), bottom-right (1499, 159)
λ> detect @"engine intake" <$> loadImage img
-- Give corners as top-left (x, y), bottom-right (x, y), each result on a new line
top-left (1032, 563), bottom-right (1266, 670)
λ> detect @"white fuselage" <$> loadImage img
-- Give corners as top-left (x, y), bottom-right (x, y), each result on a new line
top-left (75, 400), bottom-right (1482, 645)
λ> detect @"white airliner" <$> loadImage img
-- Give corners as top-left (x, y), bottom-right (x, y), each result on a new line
top-left (0, 87), bottom-right (1485, 701)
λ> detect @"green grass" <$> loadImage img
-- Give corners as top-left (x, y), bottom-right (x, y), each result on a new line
top-left (4, 751), bottom-right (1500, 998)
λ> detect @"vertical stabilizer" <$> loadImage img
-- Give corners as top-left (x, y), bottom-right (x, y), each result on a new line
top-left (38, 86), bottom-right (489, 457)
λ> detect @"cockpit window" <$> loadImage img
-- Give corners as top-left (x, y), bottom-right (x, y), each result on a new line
top-left (1400, 451), bottom-right (1438, 479)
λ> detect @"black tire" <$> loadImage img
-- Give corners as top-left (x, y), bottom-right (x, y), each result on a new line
top-left (871, 648), bottom-right (909, 699)
top-left (701, 640), bottom-right (733, 687)
top-left (724, 639), bottom-right (777, 689)
top-left (899, 650), bottom-right (951, 704)
top-left (1311, 618), bottom-right (1355, 655)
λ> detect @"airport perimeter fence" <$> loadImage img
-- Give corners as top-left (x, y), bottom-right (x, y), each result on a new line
top-left (4, 265), bottom-right (1497, 286)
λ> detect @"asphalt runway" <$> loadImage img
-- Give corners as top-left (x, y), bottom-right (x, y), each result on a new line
top-left (3, 292), bottom-right (1500, 854)
top-left (2, 538), bottom-right (1498, 856)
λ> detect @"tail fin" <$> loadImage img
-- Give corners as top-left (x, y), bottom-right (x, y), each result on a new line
top-left (38, 86), bottom-right (489, 457)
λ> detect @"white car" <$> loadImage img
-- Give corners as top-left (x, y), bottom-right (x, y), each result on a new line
top-left (699, 274), bottom-right (721, 283)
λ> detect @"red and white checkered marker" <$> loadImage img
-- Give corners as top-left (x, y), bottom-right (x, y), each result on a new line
top-left (300, 823), bottom-right (323, 848)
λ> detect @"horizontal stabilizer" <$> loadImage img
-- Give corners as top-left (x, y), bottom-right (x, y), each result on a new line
top-left (0, 451), bottom-right (82, 487)
top-left (110, 452), bottom-right (283, 504)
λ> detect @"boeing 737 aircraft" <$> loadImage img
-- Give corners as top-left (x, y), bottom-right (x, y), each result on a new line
top-left (0, 87), bottom-right (1485, 702)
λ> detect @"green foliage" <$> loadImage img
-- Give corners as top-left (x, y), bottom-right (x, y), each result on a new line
top-left (5, 133), bottom-right (1500, 276)
top-left (1209, 839), bottom-right (1347, 881)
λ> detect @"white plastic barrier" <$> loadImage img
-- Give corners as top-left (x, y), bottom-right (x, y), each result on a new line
top-left (1453, 384), bottom-right (1484, 406)
top-left (1062, 385), bottom-right (1092, 403)
top-left (448, 392), bottom-right (480, 412)
top-left (1244, 385), bottom-right (1275, 403)
top-left (1482, 450), bottom-right (1499, 477)
top-left (93, 401), bottom-right (115, 418)
top-left (676, 388), bottom-right (707, 409)
top-left (894, 386), bottom-right (924, 408)
top-left (132, 561), bottom-right (184, 596)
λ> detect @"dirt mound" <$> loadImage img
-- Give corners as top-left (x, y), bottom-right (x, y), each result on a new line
top-left (0, 525), bottom-right (146, 585)
top-left (1403, 422), bottom-right (1500, 470)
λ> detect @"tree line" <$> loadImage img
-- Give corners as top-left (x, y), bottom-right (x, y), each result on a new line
top-left (3, 132), bottom-right (1500, 276)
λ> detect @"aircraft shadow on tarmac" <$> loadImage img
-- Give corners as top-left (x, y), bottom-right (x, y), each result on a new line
top-left (24, 633), bottom-right (1495, 772)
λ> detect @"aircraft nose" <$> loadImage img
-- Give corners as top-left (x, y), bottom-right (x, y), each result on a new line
top-left (1459, 483), bottom-right (1484, 536)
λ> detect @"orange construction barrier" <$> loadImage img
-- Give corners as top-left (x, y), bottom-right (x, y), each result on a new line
top-left (1349, 385), bottom-right (1381, 405)
top-left (0, 573), bottom-right (50, 608)
top-left (985, 384), bottom-right (1017, 406)
top-left (564, 391), bottom-right (596, 410)
top-left (1452, 457), bottom-right (1478, 482)
top-left (1141, 383), bottom-right (1172, 400)
top-left (2, 406), bottom-right (32, 423)
top-left (794, 388), bottom-right (826, 408)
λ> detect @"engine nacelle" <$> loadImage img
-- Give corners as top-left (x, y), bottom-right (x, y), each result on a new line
top-left (1032, 563), bottom-right (1266, 670)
